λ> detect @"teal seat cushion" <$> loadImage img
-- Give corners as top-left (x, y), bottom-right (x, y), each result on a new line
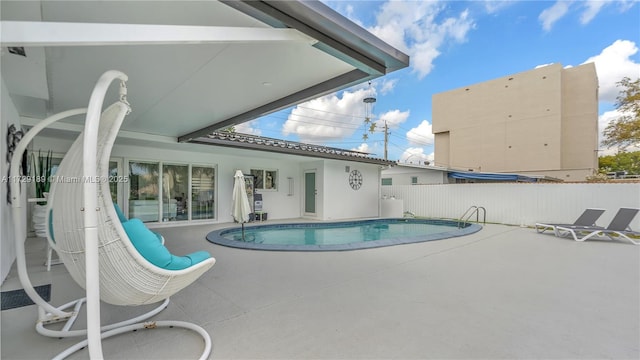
top-left (186, 251), bottom-right (211, 265)
top-left (114, 203), bottom-right (163, 243)
top-left (114, 203), bottom-right (128, 223)
top-left (153, 232), bottom-right (164, 244)
top-left (122, 218), bottom-right (210, 270)
top-left (48, 209), bottom-right (55, 243)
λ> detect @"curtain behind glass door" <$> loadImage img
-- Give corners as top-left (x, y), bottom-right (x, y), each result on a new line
top-left (129, 161), bottom-right (159, 222)
top-left (163, 164), bottom-right (188, 221)
top-left (192, 166), bottom-right (215, 220)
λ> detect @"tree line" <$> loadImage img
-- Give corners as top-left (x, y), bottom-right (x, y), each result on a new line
top-left (600, 77), bottom-right (639, 175)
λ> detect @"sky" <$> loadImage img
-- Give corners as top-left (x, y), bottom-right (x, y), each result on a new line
top-left (236, 0), bottom-right (640, 163)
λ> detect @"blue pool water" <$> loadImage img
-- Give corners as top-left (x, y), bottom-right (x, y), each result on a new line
top-left (206, 218), bottom-right (482, 251)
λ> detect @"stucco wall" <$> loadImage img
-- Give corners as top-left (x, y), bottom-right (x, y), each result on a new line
top-left (432, 63), bottom-right (597, 178)
top-left (561, 63), bottom-right (599, 173)
top-left (322, 161), bottom-right (381, 220)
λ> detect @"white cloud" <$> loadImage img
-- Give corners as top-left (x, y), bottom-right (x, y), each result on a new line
top-left (380, 78), bottom-right (398, 95)
top-left (535, 63), bottom-right (555, 69)
top-left (406, 120), bottom-right (434, 146)
top-left (582, 40), bottom-right (640, 103)
top-left (399, 147), bottom-right (434, 165)
top-left (368, 2), bottom-right (475, 79)
top-left (617, 0), bottom-right (640, 12)
top-left (410, 42), bottom-right (442, 79)
top-left (282, 86), bottom-right (373, 143)
top-left (539, 1), bottom-right (572, 31)
top-left (376, 109), bottom-right (410, 129)
top-left (281, 82), bottom-right (409, 144)
top-left (579, 0), bottom-right (639, 25)
top-left (482, 1), bottom-right (513, 14)
top-left (234, 120), bottom-right (261, 136)
top-left (540, 1), bottom-right (636, 30)
top-left (352, 143), bottom-right (370, 153)
top-left (580, 0), bottom-right (607, 24)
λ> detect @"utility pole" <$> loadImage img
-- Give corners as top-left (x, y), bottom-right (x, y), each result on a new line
top-left (383, 121), bottom-right (389, 160)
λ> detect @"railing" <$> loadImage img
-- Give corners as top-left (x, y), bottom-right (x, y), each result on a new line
top-left (458, 206), bottom-right (486, 228)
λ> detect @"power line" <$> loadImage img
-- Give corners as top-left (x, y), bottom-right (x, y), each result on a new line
top-left (296, 105), bottom-right (365, 120)
top-left (264, 105), bottom-right (436, 147)
top-left (244, 102), bottom-right (437, 154)
top-left (261, 111), bottom-right (363, 130)
top-left (250, 118), bottom-right (434, 149)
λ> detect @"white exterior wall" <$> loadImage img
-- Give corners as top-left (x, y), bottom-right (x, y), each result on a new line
top-left (1, 77), bottom-right (25, 283)
top-left (382, 183), bottom-right (640, 230)
top-left (382, 166), bottom-right (448, 185)
top-left (30, 135), bottom-right (384, 225)
top-left (322, 161), bottom-right (381, 220)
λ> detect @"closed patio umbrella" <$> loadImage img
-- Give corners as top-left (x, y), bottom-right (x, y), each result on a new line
top-left (232, 170), bottom-right (251, 240)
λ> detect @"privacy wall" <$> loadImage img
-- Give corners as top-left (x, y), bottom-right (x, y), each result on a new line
top-left (382, 183), bottom-right (640, 230)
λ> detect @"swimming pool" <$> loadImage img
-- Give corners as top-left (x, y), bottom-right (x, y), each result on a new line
top-left (206, 218), bottom-right (482, 251)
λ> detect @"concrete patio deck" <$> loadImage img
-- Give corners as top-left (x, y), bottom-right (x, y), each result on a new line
top-left (1, 222), bottom-right (639, 359)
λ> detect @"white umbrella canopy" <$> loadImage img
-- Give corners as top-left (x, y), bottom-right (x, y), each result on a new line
top-left (232, 170), bottom-right (251, 225)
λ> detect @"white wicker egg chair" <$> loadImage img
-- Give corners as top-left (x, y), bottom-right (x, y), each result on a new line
top-left (10, 71), bottom-right (215, 359)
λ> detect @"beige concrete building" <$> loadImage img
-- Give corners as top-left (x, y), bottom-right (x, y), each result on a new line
top-left (432, 63), bottom-right (598, 181)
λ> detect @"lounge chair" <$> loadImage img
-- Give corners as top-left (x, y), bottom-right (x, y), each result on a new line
top-left (535, 208), bottom-right (605, 236)
top-left (556, 208), bottom-right (640, 245)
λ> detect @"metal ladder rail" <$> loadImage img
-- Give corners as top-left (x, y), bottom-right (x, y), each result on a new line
top-left (458, 206), bottom-right (486, 228)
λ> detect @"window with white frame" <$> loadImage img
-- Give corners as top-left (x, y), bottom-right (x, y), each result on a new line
top-left (250, 168), bottom-right (277, 190)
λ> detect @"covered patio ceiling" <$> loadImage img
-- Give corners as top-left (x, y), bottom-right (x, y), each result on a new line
top-left (1, 0), bottom-right (409, 144)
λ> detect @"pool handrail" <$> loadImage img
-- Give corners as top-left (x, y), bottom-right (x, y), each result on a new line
top-left (458, 206), bottom-right (486, 228)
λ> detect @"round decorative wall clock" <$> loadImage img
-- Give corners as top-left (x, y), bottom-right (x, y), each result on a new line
top-left (349, 169), bottom-right (363, 190)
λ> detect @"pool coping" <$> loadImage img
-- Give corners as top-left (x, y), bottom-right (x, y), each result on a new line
top-left (206, 218), bottom-right (483, 251)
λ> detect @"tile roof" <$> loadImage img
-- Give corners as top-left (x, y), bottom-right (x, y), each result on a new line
top-left (190, 132), bottom-right (395, 166)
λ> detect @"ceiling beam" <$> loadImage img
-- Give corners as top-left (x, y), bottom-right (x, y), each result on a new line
top-left (0, 21), bottom-right (315, 47)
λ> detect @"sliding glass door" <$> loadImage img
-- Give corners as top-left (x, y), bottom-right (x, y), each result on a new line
top-left (163, 164), bottom-right (189, 221)
top-left (129, 161), bottom-right (160, 222)
top-left (127, 161), bottom-right (215, 223)
top-left (191, 166), bottom-right (215, 220)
